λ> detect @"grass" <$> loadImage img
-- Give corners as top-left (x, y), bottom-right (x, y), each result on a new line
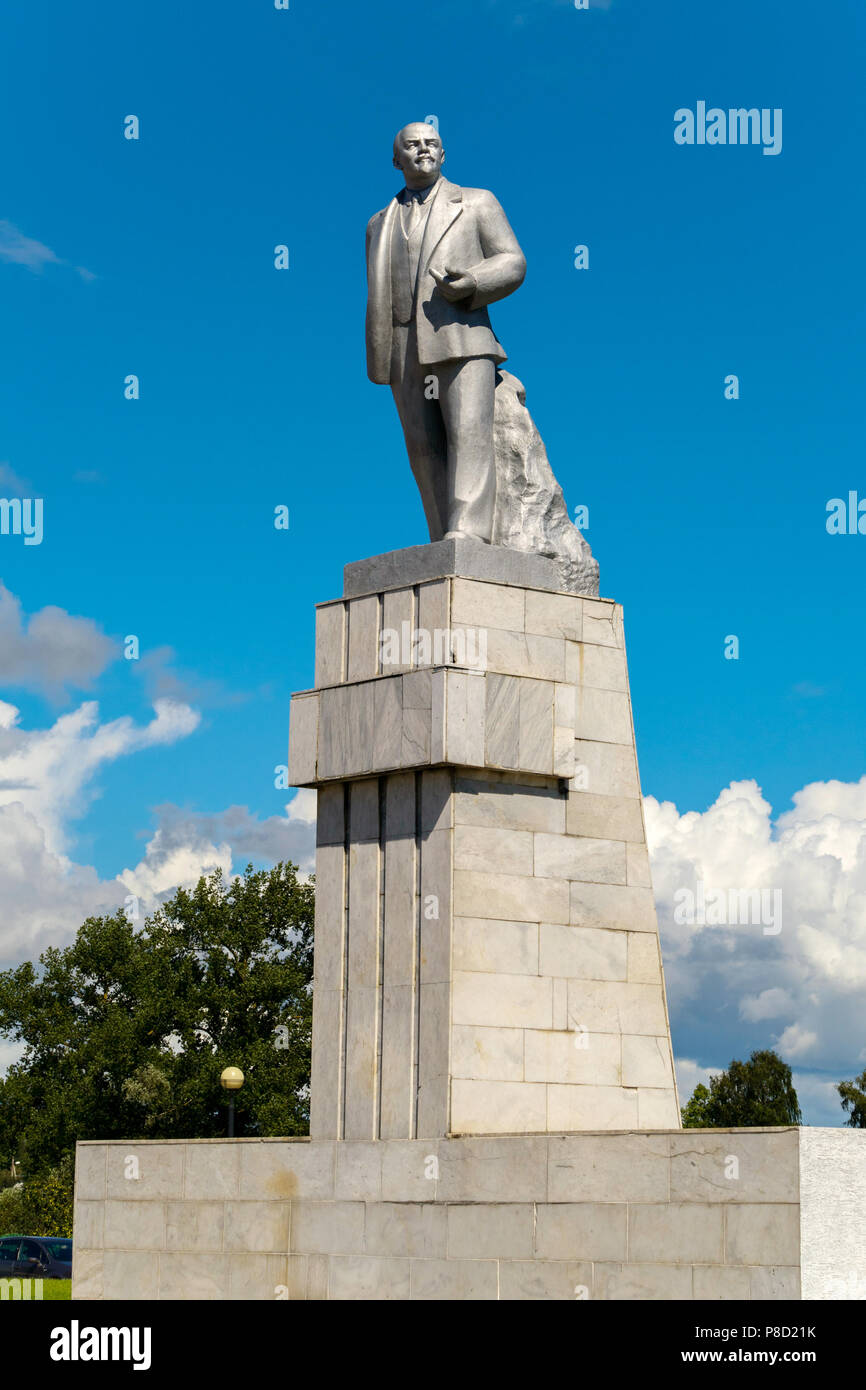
top-left (41, 1279), bottom-right (71, 1300)
top-left (0, 1278), bottom-right (71, 1301)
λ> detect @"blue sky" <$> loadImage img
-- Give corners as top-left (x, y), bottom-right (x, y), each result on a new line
top-left (1, 0), bottom-right (865, 1123)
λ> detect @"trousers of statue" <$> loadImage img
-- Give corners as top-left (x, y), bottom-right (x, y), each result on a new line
top-left (389, 322), bottom-right (496, 543)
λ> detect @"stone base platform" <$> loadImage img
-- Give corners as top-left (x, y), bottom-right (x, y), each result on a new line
top-left (72, 1127), bottom-right (866, 1300)
top-left (343, 536), bottom-right (574, 599)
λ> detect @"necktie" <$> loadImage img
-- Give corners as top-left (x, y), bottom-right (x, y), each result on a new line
top-left (404, 194), bottom-right (421, 237)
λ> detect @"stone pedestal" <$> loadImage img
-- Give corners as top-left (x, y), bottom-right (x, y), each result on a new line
top-left (288, 542), bottom-right (679, 1141)
top-left (71, 541), bottom-right (866, 1301)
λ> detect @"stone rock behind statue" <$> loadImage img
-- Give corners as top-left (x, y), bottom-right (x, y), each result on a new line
top-left (492, 370), bottom-right (599, 596)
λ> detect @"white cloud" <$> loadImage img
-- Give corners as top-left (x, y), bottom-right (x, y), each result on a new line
top-left (774, 1023), bottom-right (819, 1059)
top-left (674, 1056), bottom-right (717, 1105)
top-left (0, 701), bottom-right (20, 730)
top-left (0, 697), bottom-right (200, 854)
top-left (0, 695), bottom-right (316, 976)
top-left (287, 788), bottom-right (317, 824)
top-left (0, 801), bottom-right (111, 964)
top-left (0, 585), bottom-right (117, 698)
top-left (647, 777), bottom-right (866, 1098)
top-left (0, 221), bottom-right (62, 272)
top-left (0, 220), bottom-right (93, 280)
top-left (118, 833), bottom-right (233, 904)
top-left (0, 697), bottom-right (202, 964)
top-left (119, 796), bottom-right (316, 902)
top-left (738, 987), bottom-right (795, 1022)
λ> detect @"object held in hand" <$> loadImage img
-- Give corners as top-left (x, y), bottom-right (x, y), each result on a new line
top-left (431, 265), bottom-right (476, 301)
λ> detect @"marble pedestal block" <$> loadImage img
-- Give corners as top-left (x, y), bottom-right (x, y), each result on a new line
top-left (71, 1128), bottom-right (866, 1300)
top-left (288, 542), bottom-right (679, 1139)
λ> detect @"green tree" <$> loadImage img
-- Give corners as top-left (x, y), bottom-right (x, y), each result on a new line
top-left (21, 1163), bottom-right (74, 1238)
top-left (0, 863), bottom-right (314, 1178)
top-left (680, 1082), bottom-right (712, 1128)
top-left (680, 1050), bottom-right (801, 1128)
top-left (837, 1070), bottom-right (866, 1128)
top-left (0, 1183), bottom-right (25, 1234)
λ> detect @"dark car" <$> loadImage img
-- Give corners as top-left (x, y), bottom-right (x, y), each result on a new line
top-left (0, 1235), bottom-right (73, 1279)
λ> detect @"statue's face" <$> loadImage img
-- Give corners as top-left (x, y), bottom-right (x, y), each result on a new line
top-left (393, 124), bottom-right (444, 188)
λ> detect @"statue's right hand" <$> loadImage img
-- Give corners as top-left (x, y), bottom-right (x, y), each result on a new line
top-left (430, 264), bottom-right (476, 303)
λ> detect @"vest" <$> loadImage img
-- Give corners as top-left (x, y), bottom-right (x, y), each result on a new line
top-left (390, 198), bottom-right (431, 326)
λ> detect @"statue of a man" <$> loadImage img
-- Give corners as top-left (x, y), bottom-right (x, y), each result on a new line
top-left (366, 123), bottom-right (526, 544)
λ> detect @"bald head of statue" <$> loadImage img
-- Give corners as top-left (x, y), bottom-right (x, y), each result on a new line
top-left (392, 123), bottom-right (445, 190)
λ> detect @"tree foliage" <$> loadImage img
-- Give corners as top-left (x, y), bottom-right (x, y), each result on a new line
top-left (680, 1049), bottom-right (802, 1127)
top-left (837, 1070), bottom-right (866, 1128)
top-left (21, 1163), bottom-right (74, 1238)
top-left (0, 1183), bottom-right (25, 1233)
top-left (0, 1157), bottom-right (74, 1237)
top-left (0, 864), bottom-right (314, 1178)
top-left (680, 1082), bottom-right (712, 1128)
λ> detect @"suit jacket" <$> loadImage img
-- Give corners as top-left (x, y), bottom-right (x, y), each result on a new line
top-left (365, 177), bottom-right (526, 384)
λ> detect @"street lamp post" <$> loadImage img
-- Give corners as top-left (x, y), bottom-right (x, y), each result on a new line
top-left (220, 1066), bottom-right (245, 1138)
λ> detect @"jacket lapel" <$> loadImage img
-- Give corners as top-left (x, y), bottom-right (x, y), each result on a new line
top-left (418, 179), bottom-right (463, 273)
top-left (370, 196), bottom-right (400, 287)
top-left (366, 197), bottom-right (401, 382)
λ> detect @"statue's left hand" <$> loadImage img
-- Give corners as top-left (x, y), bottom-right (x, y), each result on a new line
top-left (430, 264), bottom-right (477, 303)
